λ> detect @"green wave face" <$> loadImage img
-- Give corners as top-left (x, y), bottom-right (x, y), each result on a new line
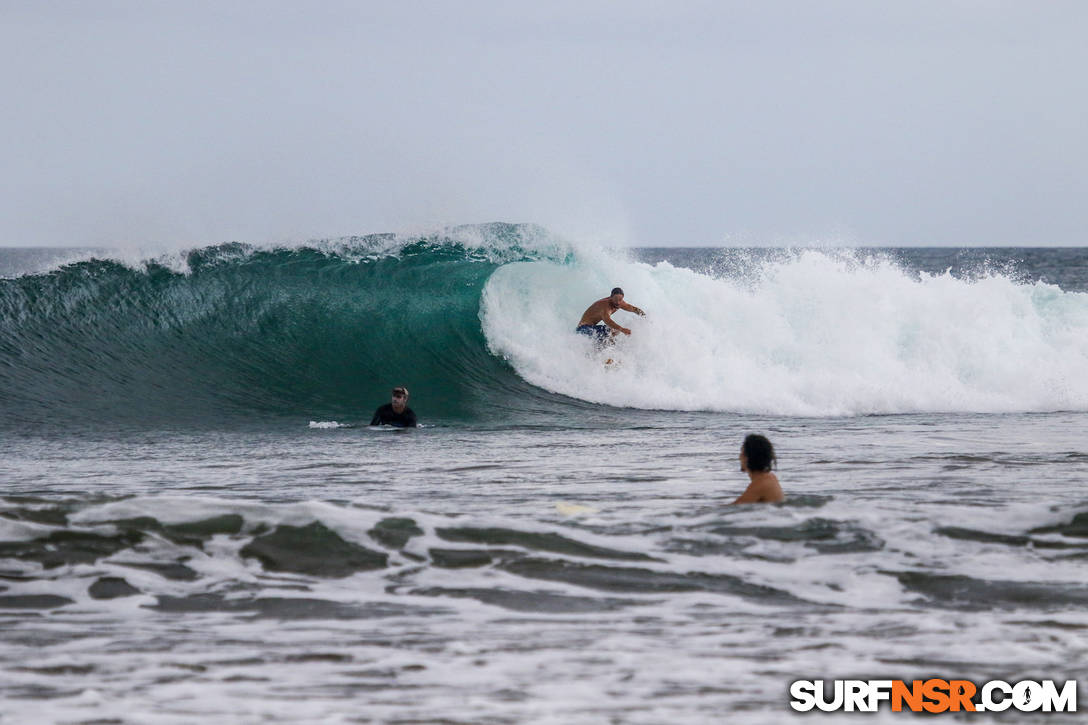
top-left (0, 224), bottom-right (570, 429)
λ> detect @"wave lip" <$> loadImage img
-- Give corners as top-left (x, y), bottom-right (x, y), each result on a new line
top-left (0, 224), bottom-right (568, 428)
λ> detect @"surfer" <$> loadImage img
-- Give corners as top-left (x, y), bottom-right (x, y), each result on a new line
top-left (732, 434), bottom-right (784, 504)
top-left (575, 287), bottom-right (645, 345)
top-left (370, 386), bottom-right (418, 428)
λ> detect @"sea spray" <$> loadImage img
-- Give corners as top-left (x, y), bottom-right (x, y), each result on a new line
top-left (481, 249), bottom-right (1088, 415)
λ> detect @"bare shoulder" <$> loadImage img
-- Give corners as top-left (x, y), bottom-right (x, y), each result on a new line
top-left (760, 474), bottom-right (784, 503)
top-left (733, 474), bottom-right (784, 504)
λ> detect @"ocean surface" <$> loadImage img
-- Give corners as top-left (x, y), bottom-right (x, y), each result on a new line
top-left (1, 225), bottom-right (1087, 723)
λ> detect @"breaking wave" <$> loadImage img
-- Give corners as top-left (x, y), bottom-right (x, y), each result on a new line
top-left (3, 224), bottom-right (1088, 428)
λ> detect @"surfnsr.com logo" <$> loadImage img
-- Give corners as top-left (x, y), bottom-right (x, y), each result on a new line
top-left (790, 679), bottom-right (1078, 713)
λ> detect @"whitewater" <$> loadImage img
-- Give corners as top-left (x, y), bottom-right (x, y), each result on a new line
top-left (483, 248), bottom-right (1088, 415)
top-left (1, 227), bottom-right (1087, 724)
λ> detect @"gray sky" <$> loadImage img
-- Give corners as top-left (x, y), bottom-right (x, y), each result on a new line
top-left (2, 0), bottom-right (1086, 247)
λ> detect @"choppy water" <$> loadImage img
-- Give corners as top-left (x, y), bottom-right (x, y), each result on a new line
top-left (2, 229), bottom-right (1087, 723)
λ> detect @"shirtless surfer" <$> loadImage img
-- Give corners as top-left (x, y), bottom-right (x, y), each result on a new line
top-left (575, 287), bottom-right (645, 345)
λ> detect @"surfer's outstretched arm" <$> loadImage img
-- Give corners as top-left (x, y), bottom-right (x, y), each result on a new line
top-left (618, 300), bottom-right (645, 317)
top-left (602, 310), bottom-right (630, 336)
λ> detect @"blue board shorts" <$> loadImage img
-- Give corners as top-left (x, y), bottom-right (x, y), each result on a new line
top-left (576, 324), bottom-right (612, 341)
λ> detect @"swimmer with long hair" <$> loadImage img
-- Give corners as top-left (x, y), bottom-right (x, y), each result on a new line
top-left (732, 433), bottom-right (784, 504)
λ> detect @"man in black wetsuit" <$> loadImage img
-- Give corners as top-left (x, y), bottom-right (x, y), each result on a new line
top-left (370, 386), bottom-right (418, 428)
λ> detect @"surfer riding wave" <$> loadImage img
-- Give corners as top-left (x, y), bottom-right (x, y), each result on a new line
top-left (575, 287), bottom-right (645, 346)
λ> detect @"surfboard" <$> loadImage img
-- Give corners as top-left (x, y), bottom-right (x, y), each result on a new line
top-left (555, 502), bottom-right (599, 516)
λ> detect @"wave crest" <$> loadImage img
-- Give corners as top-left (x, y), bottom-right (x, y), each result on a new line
top-left (0, 224), bottom-right (562, 427)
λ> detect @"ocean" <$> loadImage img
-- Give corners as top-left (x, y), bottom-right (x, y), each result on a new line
top-left (1, 224), bottom-right (1087, 723)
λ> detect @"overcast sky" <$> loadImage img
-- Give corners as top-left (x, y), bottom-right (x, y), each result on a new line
top-left (2, 1), bottom-right (1086, 247)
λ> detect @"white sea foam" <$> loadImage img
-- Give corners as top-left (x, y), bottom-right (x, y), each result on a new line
top-left (5, 489), bottom-right (1088, 724)
top-left (481, 249), bottom-right (1088, 415)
